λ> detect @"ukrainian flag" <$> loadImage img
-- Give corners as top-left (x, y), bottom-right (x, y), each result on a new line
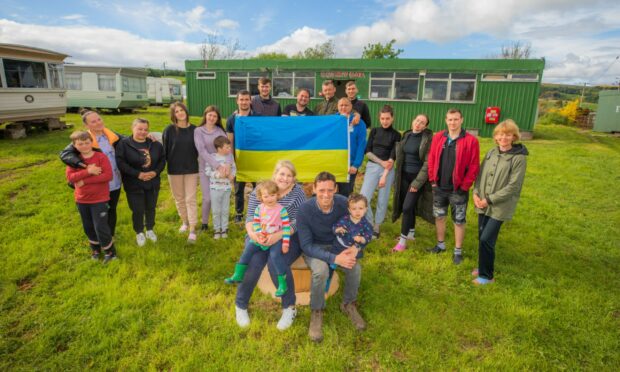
top-left (234, 115), bottom-right (349, 182)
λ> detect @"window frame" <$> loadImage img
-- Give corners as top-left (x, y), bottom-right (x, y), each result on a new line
top-left (368, 72), bottom-right (420, 101)
top-left (47, 63), bottom-right (64, 89)
top-left (272, 71), bottom-right (316, 98)
top-left (422, 72), bottom-right (477, 103)
top-left (65, 72), bottom-right (82, 90)
top-left (481, 73), bottom-right (539, 82)
top-left (227, 71), bottom-right (266, 97)
top-left (2, 58), bottom-right (49, 89)
top-left (196, 71), bottom-right (216, 79)
top-left (97, 73), bottom-right (116, 92)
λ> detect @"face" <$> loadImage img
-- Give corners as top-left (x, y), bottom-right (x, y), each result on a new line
top-left (237, 94), bottom-right (251, 111)
top-left (219, 143), bottom-right (232, 155)
top-left (74, 139), bottom-right (93, 154)
top-left (348, 200), bottom-right (367, 221)
top-left (412, 115), bottom-right (429, 132)
top-left (379, 112), bottom-right (394, 128)
top-left (313, 180), bottom-right (337, 209)
top-left (174, 106), bottom-right (187, 122)
top-left (261, 191), bottom-right (278, 206)
top-left (445, 112), bottom-right (463, 132)
top-left (273, 166), bottom-right (295, 192)
top-left (259, 83), bottom-right (271, 98)
top-left (322, 84), bottom-right (335, 99)
top-left (205, 111), bottom-right (219, 126)
top-left (345, 84), bottom-right (358, 99)
top-left (132, 123), bottom-right (149, 140)
top-left (494, 131), bottom-right (515, 148)
top-left (84, 113), bottom-right (105, 133)
top-left (297, 91), bottom-right (310, 107)
top-left (338, 100), bottom-right (352, 115)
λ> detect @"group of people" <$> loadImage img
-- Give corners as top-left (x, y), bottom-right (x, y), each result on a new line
top-left (60, 76), bottom-right (528, 342)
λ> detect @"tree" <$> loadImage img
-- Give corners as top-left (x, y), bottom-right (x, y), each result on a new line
top-left (293, 40), bottom-right (335, 59)
top-left (361, 39), bottom-right (403, 59)
top-left (199, 33), bottom-right (242, 65)
top-left (498, 41), bottom-right (532, 59)
top-left (252, 52), bottom-right (289, 60)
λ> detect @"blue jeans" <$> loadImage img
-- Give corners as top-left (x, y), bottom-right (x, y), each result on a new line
top-left (360, 161), bottom-right (395, 225)
top-left (238, 240), bottom-right (286, 276)
top-left (477, 214), bottom-right (503, 280)
top-left (235, 233), bottom-right (301, 310)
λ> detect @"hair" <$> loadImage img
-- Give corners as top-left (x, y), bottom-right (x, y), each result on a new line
top-left (338, 97), bottom-right (351, 105)
top-left (237, 90), bottom-right (251, 99)
top-left (79, 108), bottom-right (99, 125)
top-left (348, 192), bottom-right (368, 207)
top-left (132, 118), bottom-right (149, 128)
top-left (273, 160), bottom-right (297, 181)
top-left (199, 105), bottom-right (225, 130)
top-left (345, 81), bottom-right (357, 88)
top-left (493, 119), bottom-right (521, 142)
top-left (415, 113), bottom-right (430, 127)
top-left (169, 102), bottom-right (189, 125)
top-left (296, 88), bottom-right (310, 97)
top-left (446, 108), bottom-right (462, 118)
top-left (314, 171), bottom-right (336, 186)
top-left (256, 180), bottom-right (279, 202)
top-left (379, 104), bottom-right (394, 117)
top-left (258, 77), bottom-right (271, 85)
top-left (70, 130), bottom-right (92, 143)
top-left (322, 80), bottom-right (335, 88)
top-left (213, 135), bottom-right (231, 149)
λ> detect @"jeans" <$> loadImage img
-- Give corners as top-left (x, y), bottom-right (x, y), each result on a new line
top-left (238, 240), bottom-right (287, 276)
top-left (360, 161), bottom-right (395, 225)
top-left (235, 233), bottom-right (301, 310)
top-left (126, 189), bottom-right (159, 233)
top-left (210, 188), bottom-right (231, 232)
top-left (337, 172), bottom-right (357, 197)
top-left (477, 214), bottom-right (503, 280)
top-left (303, 244), bottom-right (362, 310)
top-left (108, 188), bottom-right (121, 236)
top-left (77, 202), bottom-right (113, 250)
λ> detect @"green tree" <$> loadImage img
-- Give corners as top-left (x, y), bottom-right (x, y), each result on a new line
top-left (361, 39), bottom-right (403, 59)
top-left (252, 52), bottom-right (289, 60)
top-left (293, 40), bottom-right (335, 59)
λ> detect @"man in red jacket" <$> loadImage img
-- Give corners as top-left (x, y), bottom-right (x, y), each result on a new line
top-left (427, 109), bottom-right (480, 265)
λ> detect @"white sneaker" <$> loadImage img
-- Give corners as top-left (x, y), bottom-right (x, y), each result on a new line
top-left (136, 232), bottom-right (146, 247)
top-left (235, 306), bottom-right (250, 328)
top-left (178, 223), bottom-right (188, 233)
top-left (276, 306), bottom-right (297, 331)
top-left (145, 230), bottom-right (157, 242)
top-left (221, 230), bottom-right (228, 239)
top-left (406, 231), bottom-right (416, 241)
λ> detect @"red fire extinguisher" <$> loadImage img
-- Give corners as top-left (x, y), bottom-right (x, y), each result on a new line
top-left (485, 107), bottom-right (500, 124)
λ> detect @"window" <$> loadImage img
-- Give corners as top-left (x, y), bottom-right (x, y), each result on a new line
top-left (369, 72), bottom-right (419, 100)
top-left (170, 84), bottom-right (181, 95)
top-left (196, 71), bottom-right (216, 79)
top-left (48, 63), bottom-right (64, 89)
top-left (482, 73), bottom-right (538, 81)
top-left (272, 71), bottom-right (315, 97)
top-left (122, 76), bottom-right (145, 92)
top-left (3, 59), bottom-right (48, 88)
top-left (66, 73), bottom-right (82, 90)
top-left (98, 74), bottom-right (116, 91)
top-left (228, 71), bottom-right (264, 96)
top-left (423, 73), bottom-right (476, 102)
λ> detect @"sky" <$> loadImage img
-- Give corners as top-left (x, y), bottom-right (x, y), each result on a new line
top-left (1, 0), bottom-right (619, 85)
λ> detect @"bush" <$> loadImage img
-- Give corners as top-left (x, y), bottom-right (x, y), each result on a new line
top-left (537, 112), bottom-right (570, 126)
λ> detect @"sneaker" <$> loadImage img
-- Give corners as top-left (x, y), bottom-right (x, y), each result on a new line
top-left (372, 224), bottom-right (380, 239)
top-left (391, 242), bottom-right (406, 253)
top-left (406, 231), bottom-right (416, 241)
top-left (453, 254), bottom-right (463, 265)
top-left (200, 223), bottom-right (209, 232)
top-left (91, 251), bottom-right (101, 261)
top-left (234, 214), bottom-right (244, 223)
top-left (214, 231), bottom-right (221, 240)
top-left (341, 302), bottom-right (366, 331)
top-left (179, 223), bottom-right (189, 233)
top-left (145, 230), bottom-right (157, 243)
top-left (103, 254), bottom-right (117, 264)
top-left (136, 232), bottom-right (146, 247)
top-left (235, 306), bottom-right (250, 328)
top-left (308, 310), bottom-right (324, 342)
top-left (276, 306), bottom-right (297, 331)
top-left (472, 277), bottom-right (495, 285)
top-left (221, 230), bottom-right (228, 239)
top-left (427, 245), bottom-right (446, 254)
top-left (187, 232), bottom-right (197, 244)
top-left (471, 268), bottom-right (479, 277)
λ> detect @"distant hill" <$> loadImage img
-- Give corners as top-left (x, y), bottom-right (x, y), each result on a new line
top-left (540, 83), bottom-right (617, 104)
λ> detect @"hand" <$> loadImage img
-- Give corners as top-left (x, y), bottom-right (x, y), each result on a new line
top-left (253, 232), bottom-right (267, 245)
top-left (378, 176), bottom-right (386, 188)
top-left (349, 166), bottom-right (358, 175)
top-left (86, 164), bottom-right (102, 175)
top-left (353, 235), bottom-right (366, 245)
top-left (334, 250), bottom-right (356, 269)
top-left (334, 226), bottom-right (347, 235)
top-left (478, 198), bottom-right (489, 209)
top-left (138, 172), bottom-right (149, 181)
top-left (282, 244), bottom-right (289, 254)
top-left (351, 113), bottom-right (361, 126)
top-left (217, 164), bottom-right (230, 178)
top-left (409, 186), bottom-right (418, 193)
top-left (386, 159), bottom-right (394, 170)
top-left (264, 231), bottom-right (283, 246)
top-left (146, 133), bottom-right (160, 142)
top-left (75, 180), bottom-right (85, 188)
top-left (228, 175), bottom-right (235, 182)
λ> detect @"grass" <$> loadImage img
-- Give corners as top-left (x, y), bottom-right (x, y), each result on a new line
top-left (1, 107), bottom-right (619, 370)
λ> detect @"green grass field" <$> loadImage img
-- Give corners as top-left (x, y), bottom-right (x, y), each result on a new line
top-left (1, 107), bottom-right (619, 370)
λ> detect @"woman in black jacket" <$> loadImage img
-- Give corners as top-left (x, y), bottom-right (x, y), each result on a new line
top-left (116, 118), bottom-right (166, 247)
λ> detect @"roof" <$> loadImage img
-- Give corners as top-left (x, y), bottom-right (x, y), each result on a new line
top-left (0, 43), bottom-right (68, 62)
top-left (65, 65), bottom-right (147, 76)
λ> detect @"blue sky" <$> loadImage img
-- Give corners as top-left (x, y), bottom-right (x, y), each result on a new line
top-left (1, 0), bottom-right (619, 85)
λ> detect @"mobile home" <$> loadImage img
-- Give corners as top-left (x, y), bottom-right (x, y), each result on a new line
top-left (65, 65), bottom-right (148, 110)
top-left (147, 77), bottom-right (183, 105)
top-left (185, 58), bottom-right (545, 137)
top-left (0, 43), bottom-right (67, 126)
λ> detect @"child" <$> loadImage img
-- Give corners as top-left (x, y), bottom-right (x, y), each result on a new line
top-left (65, 131), bottom-right (118, 263)
top-left (326, 193), bottom-right (373, 291)
top-left (225, 180), bottom-right (291, 297)
top-left (204, 136), bottom-right (236, 239)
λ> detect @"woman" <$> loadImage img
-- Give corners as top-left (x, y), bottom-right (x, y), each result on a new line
top-left (360, 105), bottom-right (402, 238)
top-left (336, 97), bottom-right (367, 197)
top-left (472, 119), bottom-right (528, 285)
top-left (60, 110), bottom-right (123, 237)
top-left (234, 160), bottom-right (307, 331)
top-left (194, 106), bottom-right (228, 232)
top-left (163, 102), bottom-right (199, 243)
top-left (116, 118), bottom-right (166, 247)
top-left (391, 114), bottom-right (435, 252)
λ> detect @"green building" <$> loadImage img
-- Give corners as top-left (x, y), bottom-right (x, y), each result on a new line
top-left (185, 58), bottom-right (545, 137)
top-left (593, 90), bottom-right (620, 133)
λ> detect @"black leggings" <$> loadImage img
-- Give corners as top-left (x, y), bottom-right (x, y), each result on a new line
top-left (108, 188), bottom-right (121, 236)
top-left (126, 189), bottom-right (159, 233)
top-left (399, 171), bottom-right (422, 236)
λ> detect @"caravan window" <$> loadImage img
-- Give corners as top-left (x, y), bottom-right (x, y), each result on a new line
top-left (3, 59), bottom-right (48, 88)
top-left (98, 74), bottom-right (116, 91)
top-left (66, 73), bottom-right (82, 90)
top-left (48, 63), bottom-right (64, 89)
top-left (122, 76), bottom-right (145, 92)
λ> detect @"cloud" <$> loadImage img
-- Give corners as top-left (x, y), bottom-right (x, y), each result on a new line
top-left (61, 14), bottom-right (86, 21)
top-left (256, 26), bottom-right (330, 55)
top-left (216, 19), bottom-right (239, 30)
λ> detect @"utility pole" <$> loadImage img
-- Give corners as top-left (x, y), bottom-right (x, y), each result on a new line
top-left (580, 82), bottom-right (587, 108)
top-left (162, 62), bottom-right (167, 77)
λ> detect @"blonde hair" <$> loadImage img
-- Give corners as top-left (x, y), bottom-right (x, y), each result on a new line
top-left (131, 118), bottom-right (150, 128)
top-left (493, 119), bottom-right (521, 142)
top-left (273, 160), bottom-right (297, 182)
top-left (256, 180), bottom-right (279, 202)
top-left (70, 130), bottom-right (91, 143)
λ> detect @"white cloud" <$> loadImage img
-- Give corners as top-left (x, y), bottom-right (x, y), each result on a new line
top-left (215, 19), bottom-right (239, 30)
top-left (61, 14), bottom-right (86, 21)
top-left (256, 26), bottom-right (330, 55)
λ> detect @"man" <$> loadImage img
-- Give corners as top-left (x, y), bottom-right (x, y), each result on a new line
top-left (297, 172), bottom-right (364, 343)
top-left (427, 108), bottom-right (480, 265)
top-left (314, 80), bottom-right (338, 115)
top-left (345, 81), bottom-right (371, 128)
top-left (227, 90), bottom-right (258, 223)
top-left (282, 88), bottom-right (314, 116)
top-left (251, 77), bottom-right (281, 116)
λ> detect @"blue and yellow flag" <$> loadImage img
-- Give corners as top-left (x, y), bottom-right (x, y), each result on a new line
top-left (234, 115), bottom-right (349, 182)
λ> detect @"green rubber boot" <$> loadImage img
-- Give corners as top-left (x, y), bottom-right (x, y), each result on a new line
top-left (225, 264), bottom-right (248, 284)
top-left (275, 274), bottom-right (288, 297)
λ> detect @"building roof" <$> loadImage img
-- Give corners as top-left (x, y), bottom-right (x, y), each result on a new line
top-left (0, 43), bottom-right (69, 62)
